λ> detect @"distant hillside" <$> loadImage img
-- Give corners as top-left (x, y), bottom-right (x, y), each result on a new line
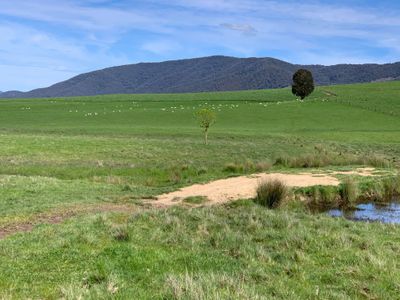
top-left (2, 56), bottom-right (400, 98)
top-left (0, 90), bottom-right (26, 98)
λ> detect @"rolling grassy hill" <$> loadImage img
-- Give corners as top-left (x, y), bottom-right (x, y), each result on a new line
top-left (1, 56), bottom-right (399, 98)
top-left (0, 81), bottom-right (399, 298)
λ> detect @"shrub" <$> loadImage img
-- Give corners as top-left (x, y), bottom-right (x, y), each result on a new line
top-left (255, 179), bottom-right (288, 209)
top-left (339, 178), bottom-right (358, 207)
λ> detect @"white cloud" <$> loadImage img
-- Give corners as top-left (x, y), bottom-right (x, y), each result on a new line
top-left (0, 21), bottom-right (130, 91)
top-left (220, 23), bottom-right (257, 35)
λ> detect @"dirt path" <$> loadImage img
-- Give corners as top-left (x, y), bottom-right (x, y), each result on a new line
top-left (154, 168), bottom-right (377, 207)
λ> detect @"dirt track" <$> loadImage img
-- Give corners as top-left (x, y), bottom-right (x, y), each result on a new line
top-left (0, 203), bottom-right (138, 240)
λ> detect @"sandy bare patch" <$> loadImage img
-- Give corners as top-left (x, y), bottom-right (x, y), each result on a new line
top-left (154, 168), bottom-right (376, 207)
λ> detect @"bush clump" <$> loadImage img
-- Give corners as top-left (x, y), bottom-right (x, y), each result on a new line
top-left (255, 179), bottom-right (288, 209)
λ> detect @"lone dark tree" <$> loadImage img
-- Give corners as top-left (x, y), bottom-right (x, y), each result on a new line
top-left (291, 69), bottom-right (315, 100)
top-left (195, 108), bottom-right (216, 145)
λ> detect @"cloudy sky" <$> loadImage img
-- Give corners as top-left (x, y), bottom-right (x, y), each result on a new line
top-left (1, 0), bottom-right (399, 91)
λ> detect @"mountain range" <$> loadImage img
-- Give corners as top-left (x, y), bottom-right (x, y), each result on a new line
top-left (1, 56), bottom-right (400, 98)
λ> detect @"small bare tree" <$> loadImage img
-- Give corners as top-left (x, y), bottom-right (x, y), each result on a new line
top-left (195, 108), bottom-right (216, 145)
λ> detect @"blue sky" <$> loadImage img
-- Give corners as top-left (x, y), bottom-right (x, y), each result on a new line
top-left (1, 0), bottom-right (399, 91)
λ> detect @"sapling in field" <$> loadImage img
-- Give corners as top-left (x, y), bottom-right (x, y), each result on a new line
top-left (195, 108), bottom-right (216, 145)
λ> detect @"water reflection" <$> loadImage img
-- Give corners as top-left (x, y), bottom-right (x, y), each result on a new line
top-left (328, 202), bottom-right (400, 224)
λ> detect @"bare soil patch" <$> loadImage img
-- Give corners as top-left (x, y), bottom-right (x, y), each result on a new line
top-left (154, 168), bottom-right (377, 207)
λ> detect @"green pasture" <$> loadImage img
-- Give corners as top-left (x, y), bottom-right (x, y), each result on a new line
top-left (0, 81), bottom-right (399, 298)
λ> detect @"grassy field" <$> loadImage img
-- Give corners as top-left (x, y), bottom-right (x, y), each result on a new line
top-left (0, 81), bottom-right (400, 298)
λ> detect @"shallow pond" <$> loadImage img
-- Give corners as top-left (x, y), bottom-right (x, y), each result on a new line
top-left (328, 202), bottom-right (400, 224)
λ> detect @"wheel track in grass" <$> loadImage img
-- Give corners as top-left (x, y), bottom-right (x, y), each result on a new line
top-left (0, 203), bottom-right (140, 240)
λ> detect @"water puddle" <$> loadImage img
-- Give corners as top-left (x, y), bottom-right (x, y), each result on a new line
top-left (328, 202), bottom-right (400, 224)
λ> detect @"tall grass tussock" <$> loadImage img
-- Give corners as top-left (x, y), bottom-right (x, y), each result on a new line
top-left (255, 179), bottom-right (288, 209)
top-left (380, 175), bottom-right (400, 201)
top-left (339, 178), bottom-right (359, 207)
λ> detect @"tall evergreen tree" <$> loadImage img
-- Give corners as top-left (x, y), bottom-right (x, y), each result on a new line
top-left (292, 69), bottom-right (315, 100)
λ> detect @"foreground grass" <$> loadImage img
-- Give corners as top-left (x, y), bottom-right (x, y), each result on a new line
top-left (0, 202), bottom-right (399, 299)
